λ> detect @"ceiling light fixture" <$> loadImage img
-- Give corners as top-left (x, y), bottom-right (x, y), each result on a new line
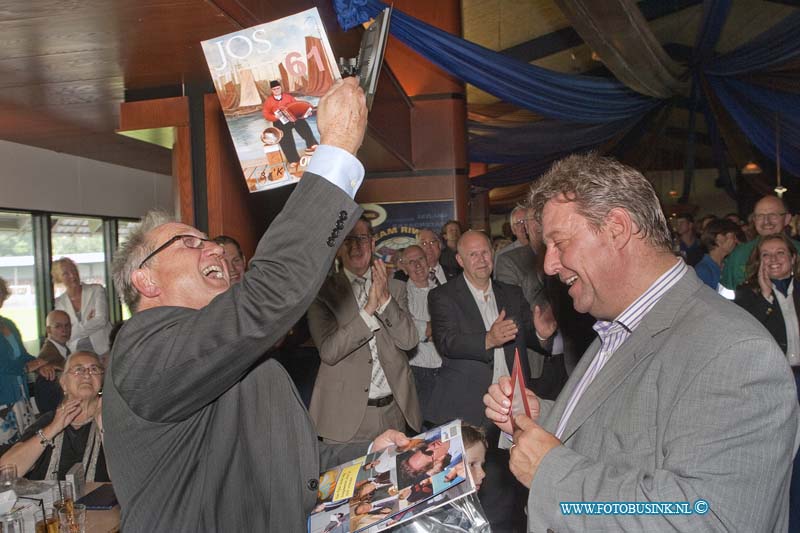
top-left (774, 114), bottom-right (786, 197)
top-left (741, 161), bottom-right (762, 175)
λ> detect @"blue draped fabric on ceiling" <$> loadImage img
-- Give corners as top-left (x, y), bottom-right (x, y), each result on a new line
top-left (333, 0), bottom-right (800, 188)
top-left (468, 117), bottom-right (641, 165)
top-left (702, 10), bottom-right (800, 178)
top-left (333, 0), bottom-right (658, 123)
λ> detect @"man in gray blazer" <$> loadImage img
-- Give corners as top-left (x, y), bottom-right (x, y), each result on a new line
top-left (308, 216), bottom-right (421, 443)
top-left (102, 79), bottom-right (409, 532)
top-left (485, 153), bottom-right (799, 531)
top-left (494, 207), bottom-right (550, 382)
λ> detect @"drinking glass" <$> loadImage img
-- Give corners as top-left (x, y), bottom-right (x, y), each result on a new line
top-left (35, 507), bottom-right (59, 533)
top-left (0, 465), bottom-right (16, 490)
top-left (58, 503), bottom-right (85, 533)
top-left (0, 510), bottom-right (25, 533)
top-left (52, 482), bottom-right (74, 525)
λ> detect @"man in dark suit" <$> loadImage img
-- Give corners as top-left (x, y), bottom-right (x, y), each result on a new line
top-left (428, 230), bottom-right (556, 532)
top-left (102, 79), bottom-right (409, 532)
top-left (308, 216), bottom-right (421, 443)
top-left (34, 310), bottom-right (71, 412)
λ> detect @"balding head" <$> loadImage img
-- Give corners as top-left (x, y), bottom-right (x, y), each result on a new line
top-left (46, 310), bottom-right (71, 346)
top-left (456, 231), bottom-right (493, 289)
top-left (753, 195), bottom-right (791, 237)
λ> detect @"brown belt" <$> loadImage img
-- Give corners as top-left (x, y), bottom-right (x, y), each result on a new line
top-left (367, 394), bottom-right (394, 407)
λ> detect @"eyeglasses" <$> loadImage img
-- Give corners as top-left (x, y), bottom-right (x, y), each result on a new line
top-left (419, 240), bottom-right (440, 247)
top-left (139, 234), bottom-right (210, 268)
top-left (66, 365), bottom-right (105, 377)
top-left (344, 235), bottom-right (371, 246)
top-left (753, 212), bottom-right (786, 223)
top-left (405, 257), bottom-right (427, 267)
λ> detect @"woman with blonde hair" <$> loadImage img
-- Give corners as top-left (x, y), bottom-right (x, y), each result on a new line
top-left (52, 257), bottom-right (112, 354)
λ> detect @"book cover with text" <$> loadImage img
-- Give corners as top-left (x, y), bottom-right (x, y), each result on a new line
top-left (201, 8), bottom-right (339, 193)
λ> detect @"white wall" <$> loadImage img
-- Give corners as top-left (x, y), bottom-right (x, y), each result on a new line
top-left (0, 140), bottom-right (173, 218)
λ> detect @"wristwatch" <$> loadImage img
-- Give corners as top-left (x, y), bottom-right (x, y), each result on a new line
top-left (37, 430), bottom-right (54, 448)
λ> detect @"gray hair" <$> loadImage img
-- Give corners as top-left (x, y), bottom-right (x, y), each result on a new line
top-left (64, 351), bottom-right (102, 371)
top-left (416, 228), bottom-right (441, 245)
top-left (112, 210), bottom-right (175, 313)
top-left (508, 205), bottom-right (528, 226)
top-left (528, 153), bottom-right (672, 251)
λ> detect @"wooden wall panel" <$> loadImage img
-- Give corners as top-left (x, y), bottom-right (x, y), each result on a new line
top-left (203, 95), bottom-right (261, 260)
top-left (411, 99), bottom-right (467, 170)
top-left (383, 0), bottom-right (464, 97)
top-left (173, 126), bottom-right (194, 225)
top-left (119, 97), bottom-right (189, 130)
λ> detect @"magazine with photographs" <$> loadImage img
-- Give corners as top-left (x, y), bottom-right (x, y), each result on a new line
top-left (308, 420), bottom-right (476, 533)
top-left (201, 8), bottom-right (339, 193)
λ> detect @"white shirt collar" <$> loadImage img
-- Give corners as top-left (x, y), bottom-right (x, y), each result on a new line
top-left (463, 276), bottom-right (493, 303)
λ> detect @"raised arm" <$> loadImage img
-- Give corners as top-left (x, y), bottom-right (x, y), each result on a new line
top-left (115, 79), bottom-right (370, 423)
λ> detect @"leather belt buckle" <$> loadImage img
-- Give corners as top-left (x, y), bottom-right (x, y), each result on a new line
top-left (367, 394), bottom-right (394, 407)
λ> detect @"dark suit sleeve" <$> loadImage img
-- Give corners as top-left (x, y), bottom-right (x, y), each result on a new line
top-left (113, 174), bottom-right (362, 423)
top-left (500, 283), bottom-right (548, 354)
top-left (318, 441), bottom-right (369, 472)
top-left (428, 287), bottom-right (492, 363)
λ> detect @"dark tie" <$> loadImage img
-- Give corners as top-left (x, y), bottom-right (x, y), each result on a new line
top-left (429, 269), bottom-right (441, 287)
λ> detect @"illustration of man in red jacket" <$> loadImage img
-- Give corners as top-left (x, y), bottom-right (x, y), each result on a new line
top-left (262, 80), bottom-right (318, 163)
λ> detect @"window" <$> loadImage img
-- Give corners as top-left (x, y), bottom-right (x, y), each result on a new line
top-left (117, 220), bottom-right (140, 320)
top-left (0, 208), bottom-right (143, 351)
top-left (51, 216), bottom-right (107, 297)
top-left (0, 211), bottom-right (38, 352)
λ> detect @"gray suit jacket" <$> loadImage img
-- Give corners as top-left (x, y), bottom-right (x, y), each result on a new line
top-left (308, 273), bottom-right (421, 441)
top-left (494, 246), bottom-right (548, 378)
top-left (103, 174), bottom-right (367, 532)
top-left (494, 245), bottom-right (545, 311)
top-left (527, 269), bottom-right (800, 532)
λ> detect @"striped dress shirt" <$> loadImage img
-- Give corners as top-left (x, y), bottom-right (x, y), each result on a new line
top-left (554, 259), bottom-right (688, 439)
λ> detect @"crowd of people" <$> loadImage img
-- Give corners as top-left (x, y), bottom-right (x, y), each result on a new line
top-left (1, 77), bottom-right (799, 532)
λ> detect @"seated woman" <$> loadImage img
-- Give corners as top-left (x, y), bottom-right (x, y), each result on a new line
top-left (52, 258), bottom-right (112, 354)
top-left (0, 352), bottom-right (108, 481)
top-left (735, 233), bottom-right (800, 365)
top-left (1, 276), bottom-right (55, 447)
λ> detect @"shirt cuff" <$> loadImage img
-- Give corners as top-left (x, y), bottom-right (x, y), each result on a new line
top-left (376, 295), bottom-right (392, 315)
top-left (717, 284), bottom-right (736, 300)
top-left (306, 145), bottom-right (365, 199)
top-left (360, 309), bottom-right (381, 332)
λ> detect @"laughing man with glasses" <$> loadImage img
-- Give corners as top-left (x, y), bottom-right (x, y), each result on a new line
top-left (102, 78), bottom-right (411, 532)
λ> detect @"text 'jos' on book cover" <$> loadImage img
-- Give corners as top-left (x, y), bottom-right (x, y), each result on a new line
top-left (201, 8), bottom-right (339, 194)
